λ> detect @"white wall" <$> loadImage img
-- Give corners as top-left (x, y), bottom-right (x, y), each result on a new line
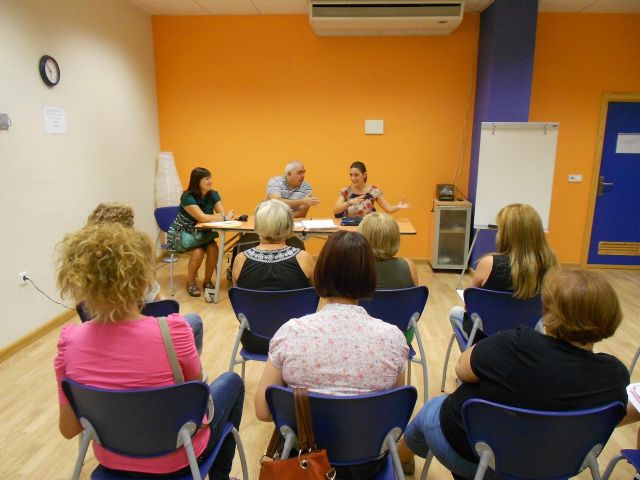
top-left (0, 0), bottom-right (160, 348)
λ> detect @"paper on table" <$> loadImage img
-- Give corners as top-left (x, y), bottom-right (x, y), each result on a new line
top-left (301, 219), bottom-right (337, 229)
top-left (201, 220), bottom-right (242, 228)
top-left (627, 384), bottom-right (640, 413)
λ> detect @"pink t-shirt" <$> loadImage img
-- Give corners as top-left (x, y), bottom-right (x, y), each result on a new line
top-left (54, 314), bottom-right (208, 474)
top-left (269, 303), bottom-right (408, 395)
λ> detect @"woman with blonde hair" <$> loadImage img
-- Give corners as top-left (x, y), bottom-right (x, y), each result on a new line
top-left (232, 199), bottom-right (315, 354)
top-left (452, 203), bottom-right (557, 340)
top-left (400, 268), bottom-right (629, 479)
top-left (54, 224), bottom-right (243, 479)
top-left (358, 212), bottom-right (418, 288)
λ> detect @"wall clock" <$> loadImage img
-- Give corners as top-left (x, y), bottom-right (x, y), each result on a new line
top-left (39, 55), bottom-right (60, 87)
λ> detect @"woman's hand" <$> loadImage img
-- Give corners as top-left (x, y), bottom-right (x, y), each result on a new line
top-left (223, 210), bottom-right (235, 221)
top-left (396, 199), bottom-right (410, 210)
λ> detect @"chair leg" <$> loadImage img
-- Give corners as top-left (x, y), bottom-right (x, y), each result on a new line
top-left (420, 451), bottom-right (434, 480)
top-left (169, 253), bottom-right (175, 296)
top-left (413, 329), bottom-right (429, 402)
top-left (407, 359), bottom-right (412, 386)
top-left (601, 454), bottom-right (624, 480)
top-left (71, 430), bottom-right (91, 480)
top-left (241, 360), bottom-right (246, 381)
top-left (385, 434), bottom-right (405, 480)
top-left (440, 334), bottom-right (455, 392)
top-left (232, 427), bottom-right (249, 480)
top-left (630, 347), bottom-right (640, 375)
top-left (473, 451), bottom-right (491, 480)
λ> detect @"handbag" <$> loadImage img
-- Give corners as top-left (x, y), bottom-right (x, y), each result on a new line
top-left (258, 388), bottom-right (336, 480)
top-left (179, 229), bottom-right (217, 251)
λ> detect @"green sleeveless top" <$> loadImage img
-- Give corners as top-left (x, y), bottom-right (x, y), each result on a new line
top-left (375, 258), bottom-right (414, 289)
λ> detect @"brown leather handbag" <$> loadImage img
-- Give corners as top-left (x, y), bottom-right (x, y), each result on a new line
top-left (258, 388), bottom-right (336, 480)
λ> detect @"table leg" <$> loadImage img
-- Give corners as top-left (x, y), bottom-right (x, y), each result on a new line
top-left (213, 231), bottom-right (226, 303)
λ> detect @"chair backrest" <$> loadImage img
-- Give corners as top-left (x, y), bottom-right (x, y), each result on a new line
top-left (266, 385), bottom-right (417, 465)
top-left (154, 206), bottom-right (180, 234)
top-left (359, 286), bottom-right (428, 331)
top-left (228, 287), bottom-right (320, 339)
top-left (462, 398), bottom-right (625, 480)
top-left (141, 299), bottom-right (180, 317)
top-left (463, 287), bottom-right (542, 335)
top-left (62, 379), bottom-right (209, 456)
top-left (76, 299), bottom-right (180, 323)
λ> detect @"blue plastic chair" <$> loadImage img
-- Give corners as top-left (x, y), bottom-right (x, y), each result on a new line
top-left (266, 385), bottom-right (417, 480)
top-left (440, 288), bottom-right (542, 392)
top-left (154, 206), bottom-right (180, 296)
top-left (228, 287), bottom-right (320, 379)
top-left (602, 448), bottom-right (640, 479)
top-left (420, 399), bottom-right (625, 480)
top-left (62, 378), bottom-right (248, 480)
top-left (359, 286), bottom-right (429, 401)
top-left (76, 299), bottom-right (180, 323)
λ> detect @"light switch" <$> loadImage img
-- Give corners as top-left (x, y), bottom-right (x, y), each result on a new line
top-left (365, 119), bottom-right (384, 135)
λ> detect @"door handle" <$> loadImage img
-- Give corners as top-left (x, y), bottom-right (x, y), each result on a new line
top-left (597, 176), bottom-right (614, 196)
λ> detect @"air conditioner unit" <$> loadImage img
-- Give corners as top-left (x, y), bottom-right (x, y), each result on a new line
top-left (309, 1), bottom-right (464, 36)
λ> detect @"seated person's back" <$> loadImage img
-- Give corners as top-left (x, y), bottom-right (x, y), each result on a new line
top-left (358, 212), bottom-right (418, 289)
top-left (233, 200), bottom-right (314, 353)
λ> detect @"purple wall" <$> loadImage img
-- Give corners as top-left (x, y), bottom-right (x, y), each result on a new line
top-left (467, 0), bottom-right (539, 265)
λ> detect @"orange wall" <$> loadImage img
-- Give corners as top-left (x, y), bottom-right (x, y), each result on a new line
top-left (530, 14), bottom-right (640, 264)
top-left (152, 15), bottom-right (479, 257)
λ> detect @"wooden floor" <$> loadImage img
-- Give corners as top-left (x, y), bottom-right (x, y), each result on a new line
top-left (1, 252), bottom-right (639, 479)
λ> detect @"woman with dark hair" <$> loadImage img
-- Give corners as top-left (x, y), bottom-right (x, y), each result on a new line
top-left (398, 268), bottom-right (629, 479)
top-left (333, 161), bottom-right (409, 219)
top-left (167, 167), bottom-right (234, 297)
top-left (254, 231), bottom-right (408, 478)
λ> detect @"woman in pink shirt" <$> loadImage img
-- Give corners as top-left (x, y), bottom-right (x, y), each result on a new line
top-left (54, 223), bottom-right (243, 479)
top-left (254, 230), bottom-right (408, 479)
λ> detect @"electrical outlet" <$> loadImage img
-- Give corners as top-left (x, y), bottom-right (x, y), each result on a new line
top-left (18, 271), bottom-right (29, 285)
top-left (568, 174), bottom-right (583, 183)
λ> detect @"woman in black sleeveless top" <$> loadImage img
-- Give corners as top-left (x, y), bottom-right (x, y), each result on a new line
top-left (232, 200), bottom-right (315, 353)
top-left (452, 204), bottom-right (557, 341)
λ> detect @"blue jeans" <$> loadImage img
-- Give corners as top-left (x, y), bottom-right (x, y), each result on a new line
top-left (404, 395), bottom-right (500, 480)
top-left (205, 371), bottom-right (245, 480)
top-left (183, 313), bottom-right (204, 354)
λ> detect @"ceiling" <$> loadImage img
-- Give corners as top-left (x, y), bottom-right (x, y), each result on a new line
top-left (127, 0), bottom-right (640, 16)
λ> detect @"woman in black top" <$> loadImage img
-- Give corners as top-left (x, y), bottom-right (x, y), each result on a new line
top-left (452, 203), bottom-right (557, 340)
top-left (400, 268), bottom-right (629, 479)
top-left (232, 199), bottom-right (315, 353)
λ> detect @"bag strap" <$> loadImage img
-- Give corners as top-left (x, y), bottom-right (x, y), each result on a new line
top-left (294, 388), bottom-right (316, 451)
top-left (157, 316), bottom-right (185, 384)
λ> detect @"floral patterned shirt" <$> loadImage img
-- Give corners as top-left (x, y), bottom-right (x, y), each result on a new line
top-left (269, 303), bottom-right (408, 395)
top-left (339, 185), bottom-right (382, 218)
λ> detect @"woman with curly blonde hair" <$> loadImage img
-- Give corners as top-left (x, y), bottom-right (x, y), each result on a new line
top-left (85, 202), bottom-right (203, 352)
top-left (54, 224), bottom-right (244, 479)
top-left (452, 203), bottom-right (557, 341)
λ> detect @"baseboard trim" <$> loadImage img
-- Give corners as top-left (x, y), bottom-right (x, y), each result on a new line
top-left (0, 309), bottom-right (76, 363)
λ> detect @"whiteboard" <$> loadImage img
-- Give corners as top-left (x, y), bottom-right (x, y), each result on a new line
top-left (475, 122), bottom-right (559, 230)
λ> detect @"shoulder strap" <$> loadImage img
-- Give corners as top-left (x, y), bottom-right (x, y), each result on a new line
top-left (157, 316), bottom-right (185, 384)
top-left (294, 388), bottom-right (316, 450)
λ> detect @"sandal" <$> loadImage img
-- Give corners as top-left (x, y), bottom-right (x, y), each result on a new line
top-left (186, 281), bottom-right (201, 297)
top-left (203, 281), bottom-right (215, 290)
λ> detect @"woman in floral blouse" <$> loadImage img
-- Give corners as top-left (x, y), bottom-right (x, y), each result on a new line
top-left (333, 161), bottom-right (409, 218)
top-left (254, 230), bottom-right (408, 478)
